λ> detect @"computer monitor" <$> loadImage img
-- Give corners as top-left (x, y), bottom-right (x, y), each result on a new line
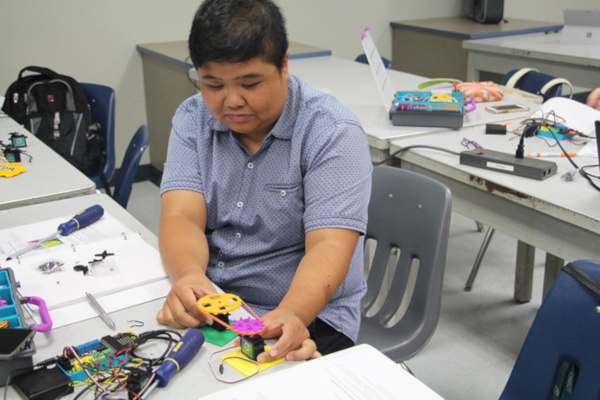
top-left (561, 9), bottom-right (600, 45)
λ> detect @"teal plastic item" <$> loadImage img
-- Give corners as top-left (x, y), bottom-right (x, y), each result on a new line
top-left (536, 126), bottom-right (575, 141)
top-left (0, 268), bottom-right (36, 387)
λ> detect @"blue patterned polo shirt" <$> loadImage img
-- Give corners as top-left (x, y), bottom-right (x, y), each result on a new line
top-left (160, 74), bottom-right (372, 341)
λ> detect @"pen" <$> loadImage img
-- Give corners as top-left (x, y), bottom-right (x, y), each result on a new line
top-left (86, 292), bottom-right (116, 330)
top-left (525, 152), bottom-right (578, 157)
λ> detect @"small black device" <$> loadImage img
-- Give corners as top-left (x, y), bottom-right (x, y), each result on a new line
top-left (209, 313), bottom-right (230, 332)
top-left (460, 148), bottom-right (557, 180)
top-left (9, 133), bottom-right (27, 148)
top-left (464, 0), bottom-right (504, 24)
top-left (240, 335), bottom-right (265, 361)
top-left (485, 123), bottom-right (507, 135)
top-left (2, 146), bottom-right (22, 163)
top-left (11, 366), bottom-right (73, 400)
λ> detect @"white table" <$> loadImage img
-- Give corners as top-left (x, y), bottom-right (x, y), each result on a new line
top-left (0, 116), bottom-right (96, 210)
top-left (464, 31), bottom-right (600, 90)
top-left (389, 122), bottom-right (600, 301)
top-left (0, 193), bottom-right (248, 399)
top-left (0, 193), bottom-right (441, 399)
top-left (289, 55), bottom-right (540, 163)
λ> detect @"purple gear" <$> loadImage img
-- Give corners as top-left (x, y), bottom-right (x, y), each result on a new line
top-left (231, 317), bottom-right (265, 335)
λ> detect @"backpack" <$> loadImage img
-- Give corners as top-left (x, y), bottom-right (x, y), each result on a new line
top-left (2, 66), bottom-right (105, 177)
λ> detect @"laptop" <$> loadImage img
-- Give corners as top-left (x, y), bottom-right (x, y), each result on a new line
top-left (596, 121), bottom-right (600, 172)
top-left (560, 9), bottom-right (600, 45)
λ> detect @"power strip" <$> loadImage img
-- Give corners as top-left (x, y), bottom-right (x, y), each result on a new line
top-left (459, 148), bottom-right (557, 180)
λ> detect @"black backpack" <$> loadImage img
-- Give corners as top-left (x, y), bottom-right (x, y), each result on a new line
top-left (2, 66), bottom-right (105, 178)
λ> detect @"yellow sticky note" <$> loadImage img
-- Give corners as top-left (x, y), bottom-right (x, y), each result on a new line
top-left (222, 346), bottom-right (285, 376)
top-left (0, 162), bottom-right (27, 177)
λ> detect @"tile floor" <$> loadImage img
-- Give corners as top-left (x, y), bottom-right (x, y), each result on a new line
top-left (126, 180), bottom-right (547, 400)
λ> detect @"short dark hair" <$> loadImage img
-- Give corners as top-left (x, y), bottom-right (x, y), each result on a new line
top-left (188, 0), bottom-right (289, 70)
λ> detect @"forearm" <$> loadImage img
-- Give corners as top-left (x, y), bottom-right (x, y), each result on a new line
top-left (158, 190), bottom-right (210, 283)
top-left (278, 228), bottom-right (359, 326)
top-left (159, 214), bottom-right (210, 281)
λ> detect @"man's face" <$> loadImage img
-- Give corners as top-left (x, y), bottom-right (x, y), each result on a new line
top-left (197, 55), bottom-right (290, 145)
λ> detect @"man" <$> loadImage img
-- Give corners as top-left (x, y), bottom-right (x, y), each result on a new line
top-left (157, 0), bottom-right (372, 363)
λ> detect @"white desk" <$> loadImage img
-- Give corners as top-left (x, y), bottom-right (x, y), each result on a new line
top-left (0, 194), bottom-right (441, 399)
top-left (0, 193), bottom-right (248, 399)
top-left (289, 55), bottom-right (539, 163)
top-left (464, 31), bottom-right (600, 90)
top-left (0, 116), bottom-right (96, 210)
top-left (389, 123), bottom-right (600, 301)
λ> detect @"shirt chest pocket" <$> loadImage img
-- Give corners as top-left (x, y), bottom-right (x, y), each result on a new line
top-left (263, 182), bottom-right (304, 217)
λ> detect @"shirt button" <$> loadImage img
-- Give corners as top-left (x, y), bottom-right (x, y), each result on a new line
top-left (280, 190), bottom-right (286, 197)
top-left (217, 261), bottom-right (225, 268)
top-left (237, 201), bottom-right (243, 208)
top-left (235, 232), bottom-right (242, 238)
top-left (247, 162), bottom-right (254, 169)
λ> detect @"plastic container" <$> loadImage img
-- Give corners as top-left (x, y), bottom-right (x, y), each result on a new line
top-left (0, 268), bottom-right (36, 386)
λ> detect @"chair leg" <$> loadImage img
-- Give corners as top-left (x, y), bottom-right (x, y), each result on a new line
top-left (542, 253), bottom-right (564, 300)
top-left (464, 227), bottom-right (495, 291)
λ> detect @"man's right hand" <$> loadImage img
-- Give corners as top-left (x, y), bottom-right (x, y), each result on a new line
top-left (157, 270), bottom-right (216, 328)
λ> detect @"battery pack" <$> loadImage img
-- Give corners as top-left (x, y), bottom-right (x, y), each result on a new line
top-left (12, 367), bottom-right (73, 400)
top-left (459, 148), bottom-right (557, 180)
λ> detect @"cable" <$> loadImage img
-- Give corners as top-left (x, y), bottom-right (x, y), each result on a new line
top-left (208, 346), bottom-right (260, 384)
top-left (545, 123), bottom-right (600, 192)
top-left (373, 145), bottom-right (461, 166)
top-left (130, 329), bottom-right (182, 366)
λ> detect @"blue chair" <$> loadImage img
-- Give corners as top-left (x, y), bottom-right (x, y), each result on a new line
top-left (113, 125), bottom-right (149, 209)
top-left (80, 83), bottom-right (116, 190)
top-left (500, 259), bottom-right (600, 399)
top-left (501, 68), bottom-right (573, 102)
top-left (357, 166), bottom-right (452, 362)
top-left (355, 53), bottom-right (392, 69)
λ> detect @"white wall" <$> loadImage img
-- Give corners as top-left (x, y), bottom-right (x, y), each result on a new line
top-left (0, 0), bottom-right (596, 168)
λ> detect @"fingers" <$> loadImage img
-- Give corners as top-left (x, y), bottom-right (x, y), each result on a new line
top-left (587, 88), bottom-right (600, 110)
top-left (285, 338), bottom-right (322, 361)
top-left (156, 293), bottom-right (203, 328)
top-left (255, 308), bottom-right (317, 363)
top-left (156, 278), bottom-right (214, 328)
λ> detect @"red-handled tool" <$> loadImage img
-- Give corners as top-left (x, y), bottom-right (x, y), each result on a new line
top-left (6, 205), bottom-right (104, 261)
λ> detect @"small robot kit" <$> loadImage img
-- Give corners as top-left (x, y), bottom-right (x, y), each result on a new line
top-left (390, 91), bottom-right (466, 129)
top-left (197, 293), bottom-right (266, 361)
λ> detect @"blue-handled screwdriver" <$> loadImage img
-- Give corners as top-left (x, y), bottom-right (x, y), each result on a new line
top-left (6, 204), bottom-right (105, 261)
top-left (154, 329), bottom-right (205, 388)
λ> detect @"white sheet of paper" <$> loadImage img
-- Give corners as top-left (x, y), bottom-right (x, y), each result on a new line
top-left (0, 212), bottom-right (168, 327)
top-left (199, 344), bottom-right (443, 400)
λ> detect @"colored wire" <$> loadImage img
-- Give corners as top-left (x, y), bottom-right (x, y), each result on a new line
top-left (208, 346), bottom-right (261, 384)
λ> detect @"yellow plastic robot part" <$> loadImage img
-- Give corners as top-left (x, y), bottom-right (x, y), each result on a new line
top-left (197, 293), bottom-right (243, 315)
top-left (429, 93), bottom-right (457, 103)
